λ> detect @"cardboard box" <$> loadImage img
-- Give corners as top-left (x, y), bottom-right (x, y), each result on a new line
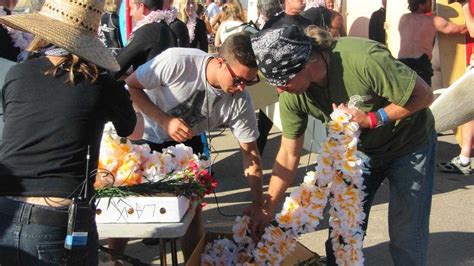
top-left (95, 195), bottom-right (190, 223)
top-left (186, 232), bottom-right (321, 266)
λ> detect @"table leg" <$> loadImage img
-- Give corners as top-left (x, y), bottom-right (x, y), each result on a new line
top-left (159, 238), bottom-right (167, 266)
top-left (171, 238), bottom-right (178, 266)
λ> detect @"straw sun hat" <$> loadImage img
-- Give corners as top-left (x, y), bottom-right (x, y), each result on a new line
top-left (0, 0), bottom-right (120, 71)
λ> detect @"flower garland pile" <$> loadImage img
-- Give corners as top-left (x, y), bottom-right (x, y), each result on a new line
top-left (201, 108), bottom-right (366, 265)
top-left (95, 123), bottom-right (217, 201)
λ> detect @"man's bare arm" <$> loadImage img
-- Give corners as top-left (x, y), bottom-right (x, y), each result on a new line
top-left (463, 3), bottom-right (474, 38)
top-left (433, 15), bottom-right (467, 34)
top-left (125, 73), bottom-right (194, 142)
top-left (240, 141), bottom-right (264, 206)
top-left (338, 76), bottom-right (434, 128)
top-left (264, 135), bottom-right (304, 215)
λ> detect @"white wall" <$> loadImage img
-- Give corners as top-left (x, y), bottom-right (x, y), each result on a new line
top-left (343, 0), bottom-right (384, 38)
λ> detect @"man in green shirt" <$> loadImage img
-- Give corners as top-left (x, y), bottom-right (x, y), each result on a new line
top-left (249, 25), bottom-right (436, 265)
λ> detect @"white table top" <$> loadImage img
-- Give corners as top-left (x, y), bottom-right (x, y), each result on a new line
top-left (97, 203), bottom-right (196, 238)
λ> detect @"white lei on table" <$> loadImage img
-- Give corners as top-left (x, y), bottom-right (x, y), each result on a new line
top-left (0, 6), bottom-right (33, 61)
top-left (202, 108), bottom-right (367, 265)
top-left (132, 7), bottom-right (177, 33)
top-left (186, 13), bottom-right (197, 43)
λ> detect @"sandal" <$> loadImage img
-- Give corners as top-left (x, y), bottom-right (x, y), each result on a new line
top-left (437, 156), bottom-right (472, 175)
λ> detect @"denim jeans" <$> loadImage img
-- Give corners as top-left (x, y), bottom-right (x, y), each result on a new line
top-left (325, 132), bottom-right (437, 266)
top-left (0, 197), bottom-right (98, 266)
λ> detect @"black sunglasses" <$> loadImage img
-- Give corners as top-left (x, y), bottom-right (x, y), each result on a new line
top-left (225, 61), bottom-right (260, 87)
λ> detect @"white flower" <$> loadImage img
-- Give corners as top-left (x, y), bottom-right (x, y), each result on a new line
top-left (303, 171), bottom-right (317, 185)
top-left (330, 108), bottom-right (351, 123)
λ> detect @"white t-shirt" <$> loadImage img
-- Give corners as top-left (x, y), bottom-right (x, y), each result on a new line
top-left (206, 2), bottom-right (221, 23)
top-left (219, 20), bottom-right (245, 44)
top-left (135, 48), bottom-right (259, 144)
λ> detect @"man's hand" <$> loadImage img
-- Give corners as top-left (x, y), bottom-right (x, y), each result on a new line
top-left (243, 203), bottom-right (274, 242)
top-left (163, 117), bottom-right (194, 142)
top-left (333, 103), bottom-right (371, 128)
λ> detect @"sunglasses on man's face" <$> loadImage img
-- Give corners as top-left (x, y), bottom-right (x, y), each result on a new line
top-left (225, 61), bottom-right (260, 87)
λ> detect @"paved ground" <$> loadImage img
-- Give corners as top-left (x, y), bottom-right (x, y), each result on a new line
top-left (99, 126), bottom-right (474, 265)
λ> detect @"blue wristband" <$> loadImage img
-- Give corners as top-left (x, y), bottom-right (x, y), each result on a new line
top-left (377, 108), bottom-right (388, 125)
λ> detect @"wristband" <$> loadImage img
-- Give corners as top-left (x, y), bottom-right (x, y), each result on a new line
top-left (374, 111), bottom-right (384, 128)
top-left (367, 112), bottom-right (377, 129)
top-left (377, 108), bottom-right (389, 125)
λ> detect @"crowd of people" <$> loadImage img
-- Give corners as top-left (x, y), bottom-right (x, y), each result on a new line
top-left (0, 0), bottom-right (472, 265)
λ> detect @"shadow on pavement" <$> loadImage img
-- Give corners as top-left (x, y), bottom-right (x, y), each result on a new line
top-left (363, 232), bottom-right (474, 266)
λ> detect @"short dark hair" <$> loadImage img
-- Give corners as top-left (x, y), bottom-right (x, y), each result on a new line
top-left (196, 3), bottom-right (205, 16)
top-left (408, 0), bottom-right (426, 12)
top-left (218, 32), bottom-right (257, 68)
top-left (137, 0), bottom-right (163, 11)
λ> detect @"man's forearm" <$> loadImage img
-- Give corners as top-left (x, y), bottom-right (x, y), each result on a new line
top-left (383, 76), bottom-right (434, 121)
top-left (241, 142), bottom-right (264, 205)
top-left (128, 87), bottom-right (170, 125)
top-left (264, 136), bottom-right (303, 215)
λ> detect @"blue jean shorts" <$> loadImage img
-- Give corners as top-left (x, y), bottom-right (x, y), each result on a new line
top-left (0, 197), bottom-right (98, 266)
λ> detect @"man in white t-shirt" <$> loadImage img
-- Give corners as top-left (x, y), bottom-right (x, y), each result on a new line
top-left (205, 0), bottom-right (222, 23)
top-left (125, 32), bottom-right (263, 260)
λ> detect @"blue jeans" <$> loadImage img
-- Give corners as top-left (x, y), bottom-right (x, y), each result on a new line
top-left (0, 197), bottom-right (98, 266)
top-left (325, 132), bottom-right (437, 266)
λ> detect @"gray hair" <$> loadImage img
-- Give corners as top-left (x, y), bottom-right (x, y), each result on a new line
top-left (257, 0), bottom-right (282, 18)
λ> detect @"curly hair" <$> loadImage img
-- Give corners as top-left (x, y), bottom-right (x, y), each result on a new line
top-left (408, 0), bottom-right (427, 12)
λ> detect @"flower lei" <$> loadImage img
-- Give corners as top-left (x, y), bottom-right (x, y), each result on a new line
top-left (201, 108), bottom-right (366, 265)
top-left (0, 7), bottom-right (33, 61)
top-left (132, 7), bottom-right (177, 33)
top-left (186, 13), bottom-right (197, 43)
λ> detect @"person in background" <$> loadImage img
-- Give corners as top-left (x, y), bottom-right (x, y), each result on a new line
top-left (323, 0), bottom-right (346, 37)
top-left (262, 0), bottom-right (311, 30)
top-left (125, 32), bottom-right (264, 261)
top-left (250, 25), bottom-right (436, 266)
top-left (205, 0), bottom-right (222, 25)
top-left (301, 4), bottom-right (332, 31)
top-left (368, 0), bottom-right (386, 44)
top-left (398, 0), bottom-right (466, 86)
top-left (214, 2), bottom-right (245, 47)
top-left (112, 0), bottom-right (177, 78)
top-left (100, 0), bottom-right (124, 56)
top-left (437, 0), bottom-right (474, 175)
top-left (0, 0), bottom-right (32, 62)
top-left (256, 0), bottom-right (282, 29)
top-left (0, 0), bottom-right (143, 264)
top-left (0, 0), bottom-right (19, 61)
top-left (210, 0), bottom-right (244, 31)
top-left (184, 1), bottom-right (209, 52)
top-left (165, 0), bottom-right (190, 48)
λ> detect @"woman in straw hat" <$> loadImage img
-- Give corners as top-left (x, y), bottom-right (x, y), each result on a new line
top-left (0, 0), bottom-right (143, 265)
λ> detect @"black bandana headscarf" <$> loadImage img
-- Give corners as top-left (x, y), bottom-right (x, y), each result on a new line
top-left (251, 25), bottom-right (312, 86)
